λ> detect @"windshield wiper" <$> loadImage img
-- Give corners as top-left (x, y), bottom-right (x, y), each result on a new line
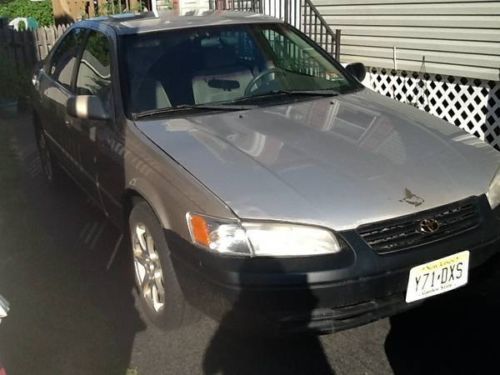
top-left (273, 89), bottom-right (340, 97)
top-left (133, 103), bottom-right (256, 119)
top-left (227, 89), bottom-right (340, 104)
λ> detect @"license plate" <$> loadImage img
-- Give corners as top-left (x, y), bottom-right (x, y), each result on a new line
top-left (406, 251), bottom-right (469, 303)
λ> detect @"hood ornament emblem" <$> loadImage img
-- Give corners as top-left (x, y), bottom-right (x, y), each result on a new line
top-left (399, 188), bottom-right (424, 207)
top-left (417, 218), bottom-right (440, 234)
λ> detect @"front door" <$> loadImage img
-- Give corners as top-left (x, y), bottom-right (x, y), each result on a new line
top-left (39, 28), bottom-right (87, 173)
top-left (69, 29), bottom-right (114, 207)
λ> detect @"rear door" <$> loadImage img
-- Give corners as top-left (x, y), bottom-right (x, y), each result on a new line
top-left (38, 28), bottom-right (88, 172)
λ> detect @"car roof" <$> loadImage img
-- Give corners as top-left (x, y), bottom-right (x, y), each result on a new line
top-left (79, 10), bottom-right (282, 35)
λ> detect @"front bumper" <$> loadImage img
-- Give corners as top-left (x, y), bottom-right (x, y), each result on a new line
top-left (167, 198), bottom-right (500, 334)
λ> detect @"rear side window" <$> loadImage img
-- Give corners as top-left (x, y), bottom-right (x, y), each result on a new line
top-left (48, 28), bottom-right (87, 90)
top-left (76, 30), bottom-right (112, 110)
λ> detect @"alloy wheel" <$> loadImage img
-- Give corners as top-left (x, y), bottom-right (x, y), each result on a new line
top-left (132, 223), bottom-right (165, 312)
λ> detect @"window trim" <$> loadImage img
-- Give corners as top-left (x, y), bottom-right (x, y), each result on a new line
top-left (71, 30), bottom-right (91, 92)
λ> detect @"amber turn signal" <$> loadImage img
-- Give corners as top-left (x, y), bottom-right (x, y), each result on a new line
top-left (187, 214), bottom-right (211, 247)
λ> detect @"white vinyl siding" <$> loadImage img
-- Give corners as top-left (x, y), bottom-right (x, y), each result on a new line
top-left (312, 0), bottom-right (500, 80)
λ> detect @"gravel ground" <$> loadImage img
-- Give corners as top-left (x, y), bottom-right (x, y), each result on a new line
top-left (0, 112), bottom-right (498, 375)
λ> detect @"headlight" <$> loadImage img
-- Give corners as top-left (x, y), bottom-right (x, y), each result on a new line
top-left (186, 213), bottom-right (343, 257)
top-left (243, 222), bottom-right (342, 256)
top-left (487, 168), bottom-right (500, 210)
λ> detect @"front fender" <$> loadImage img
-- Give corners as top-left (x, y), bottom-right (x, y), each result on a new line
top-left (125, 177), bottom-right (174, 232)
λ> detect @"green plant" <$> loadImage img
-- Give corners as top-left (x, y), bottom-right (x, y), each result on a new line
top-left (17, 19), bottom-right (26, 31)
top-left (93, 0), bottom-right (138, 16)
top-left (0, 0), bottom-right (54, 26)
top-left (0, 53), bottom-right (31, 100)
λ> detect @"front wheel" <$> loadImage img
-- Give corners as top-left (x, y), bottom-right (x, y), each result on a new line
top-left (129, 200), bottom-right (194, 329)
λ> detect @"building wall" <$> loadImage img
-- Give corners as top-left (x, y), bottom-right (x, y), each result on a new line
top-left (313, 0), bottom-right (500, 81)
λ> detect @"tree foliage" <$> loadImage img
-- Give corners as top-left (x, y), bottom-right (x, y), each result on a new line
top-left (0, 0), bottom-right (54, 26)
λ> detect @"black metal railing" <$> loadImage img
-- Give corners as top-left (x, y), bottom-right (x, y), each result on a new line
top-left (302, 0), bottom-right (341, 61)
top-left (210, 0), bottom-right (341, 61)
top-left (210, 0), bottom-right (261, 12)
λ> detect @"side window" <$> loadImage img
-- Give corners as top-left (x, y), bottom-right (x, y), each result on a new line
top-left (48, 28), bottom-right (86, 90)
top-left (76, 31), bottom-right (112, 110)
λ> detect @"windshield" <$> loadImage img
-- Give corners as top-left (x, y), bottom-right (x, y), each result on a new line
top-left (120, 23), bottom-right (359, 115)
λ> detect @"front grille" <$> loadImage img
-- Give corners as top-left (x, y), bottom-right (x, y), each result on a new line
top-left (358, 197), bottom-right (482, 254)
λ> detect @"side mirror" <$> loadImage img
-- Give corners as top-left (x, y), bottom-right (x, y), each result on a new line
top-left (66, 95), bottom-right (109, 121)
top-left (346, 62), bottom-right (367, 82)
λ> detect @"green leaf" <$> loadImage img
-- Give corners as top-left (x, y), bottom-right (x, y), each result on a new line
top-left (0, 0), bottom-right (54, 26)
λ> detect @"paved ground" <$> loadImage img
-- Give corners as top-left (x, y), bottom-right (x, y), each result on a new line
top-left (0, 112), bottom-right (499, 375)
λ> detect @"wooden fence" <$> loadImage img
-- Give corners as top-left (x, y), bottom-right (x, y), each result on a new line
top-left (0, 25), bottom-right (69, 71)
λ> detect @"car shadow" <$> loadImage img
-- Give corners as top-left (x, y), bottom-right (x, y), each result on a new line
top-left (384, 254), bottom-right (500, 375)
top-left (0, 113), bottom-right (146, 375)
top-left (2, 113), bottom-right (339, 375)
top-left (202, 258), bottom-right (335, 375)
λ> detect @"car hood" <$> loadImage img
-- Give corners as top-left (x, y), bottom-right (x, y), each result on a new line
top-left (136, 89), bottom-right (500, 230)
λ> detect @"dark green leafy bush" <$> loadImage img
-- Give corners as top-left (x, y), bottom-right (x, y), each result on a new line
top-left (0, 0), bottom-right (54, 26)
top-left (0, 53), bottom-right (31, 100)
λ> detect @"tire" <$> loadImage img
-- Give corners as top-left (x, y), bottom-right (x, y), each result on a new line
top-left (128, 200), bottom-right (194, 329)
top-left (35, 126), bottom-right (64, 185)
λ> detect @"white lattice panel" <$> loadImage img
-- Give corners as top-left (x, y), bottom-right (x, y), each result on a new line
top-left (365, 67), bottom-right (500, 150)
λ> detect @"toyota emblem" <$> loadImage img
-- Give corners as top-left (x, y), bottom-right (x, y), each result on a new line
top-left (417, 218), bottom-right (440, 234)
